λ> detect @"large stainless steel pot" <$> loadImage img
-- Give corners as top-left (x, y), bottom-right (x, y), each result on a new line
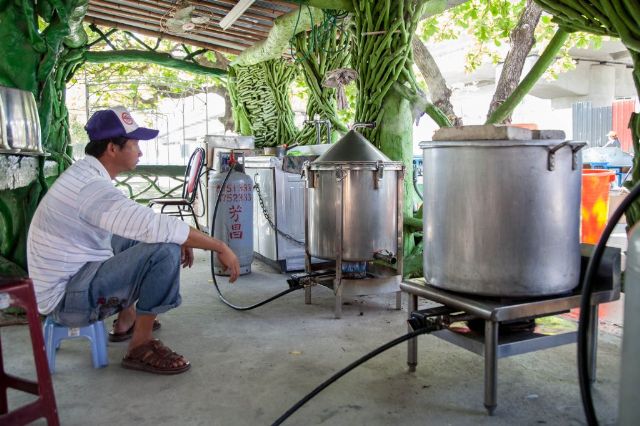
top-left (420, 135), bottom-right (586, 297)
top-left (0, 86), bottom-right (43, 154)
top-left (306, 130), bottom-right (403, 262)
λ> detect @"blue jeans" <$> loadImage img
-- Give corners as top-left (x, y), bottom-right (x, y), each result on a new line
top-left (51, 236), bottom-right (182, 327)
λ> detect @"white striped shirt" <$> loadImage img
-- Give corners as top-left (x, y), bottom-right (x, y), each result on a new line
top-left (27, 155), bottom-right (190, 314)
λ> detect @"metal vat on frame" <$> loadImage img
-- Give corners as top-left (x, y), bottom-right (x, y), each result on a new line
top-left (305, 130), bottom-right (403, 262)
top-left (420, 136), bottom-right (586, 297)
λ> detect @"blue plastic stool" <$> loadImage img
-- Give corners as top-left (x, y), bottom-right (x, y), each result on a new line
top-left (42, 317), bottom-right (108, 373)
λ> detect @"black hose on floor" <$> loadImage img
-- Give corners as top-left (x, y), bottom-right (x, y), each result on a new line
top-left (413, 164), bottom-right (423, 201)
top-left (578, 182), bottom-right (640, 425)
top-left (271, 328), bottom-right (432, 426)
top-left (210, 165), bottom-right (303, 311)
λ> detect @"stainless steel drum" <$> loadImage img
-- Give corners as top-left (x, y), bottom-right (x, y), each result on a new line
top-left (305, 130), bottom-right (403, 262)
top-left (421, 130), bottom-right (586, 297)
top-left (0, 85), bottom-right (43, 154)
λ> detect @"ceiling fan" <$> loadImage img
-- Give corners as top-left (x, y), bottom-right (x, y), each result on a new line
top-left (161, 0), bottom-right (210, 34)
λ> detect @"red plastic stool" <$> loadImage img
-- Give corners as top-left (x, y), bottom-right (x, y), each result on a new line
top-left (0, 277), bottom-right (59, 425)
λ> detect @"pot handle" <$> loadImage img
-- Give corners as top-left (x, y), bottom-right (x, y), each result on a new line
top-left (569, 142), bottom-right (587, 170)
top-left (547, 141), bottom-right (587, 171)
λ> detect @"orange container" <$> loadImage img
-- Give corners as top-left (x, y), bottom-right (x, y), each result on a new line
top-left (581, 169), bottom-right (616, 244)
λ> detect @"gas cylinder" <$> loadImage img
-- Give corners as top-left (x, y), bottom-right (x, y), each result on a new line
top-left (208, 163), bottom-right (253, 275)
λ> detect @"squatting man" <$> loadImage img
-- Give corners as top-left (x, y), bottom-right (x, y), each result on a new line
top-left (28, 106), bottom-right (240, 374)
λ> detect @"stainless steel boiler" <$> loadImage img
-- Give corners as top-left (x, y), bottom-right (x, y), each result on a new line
top-left (303, 127), bottom-right (404, 317)
top-left (420, 125), bottom-right (586, 297)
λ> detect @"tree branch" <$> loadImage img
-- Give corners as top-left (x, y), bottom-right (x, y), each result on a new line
top-left (486, 0), bottom-right (543, 123)
top-left (412, 37), bottom-right (461, 126)
top-left (84, 50), bottom-right (227, 77)
top-left (486, 28), bottom-right (570, 124)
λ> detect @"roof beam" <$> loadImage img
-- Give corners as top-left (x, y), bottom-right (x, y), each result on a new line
top-left (93, 0), bottom-right (266, 39)
top-left (86, 9), bottom-right (253, 49)
top-left (129, 0), bottom-right (278, 28)
top-left (206, 0), bottom-right (291, 17)
top-left (90, 2), bottom-right (262, 43)
top-left (85, 16), bottom-right (243, 55)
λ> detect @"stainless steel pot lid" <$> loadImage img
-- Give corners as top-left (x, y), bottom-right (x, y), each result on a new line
top-left (314, 130), bottom-right (391, 162)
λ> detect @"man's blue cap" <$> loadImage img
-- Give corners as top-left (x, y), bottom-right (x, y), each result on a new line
top-left (85, 106), bottom-right (159, 141)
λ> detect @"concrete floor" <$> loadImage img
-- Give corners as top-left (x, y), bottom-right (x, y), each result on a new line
top-left (3, 251), bottom-right (623, 425)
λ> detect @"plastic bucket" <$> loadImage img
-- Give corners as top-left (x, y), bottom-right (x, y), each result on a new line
top-left (581, 169), bottom-right (616, 244)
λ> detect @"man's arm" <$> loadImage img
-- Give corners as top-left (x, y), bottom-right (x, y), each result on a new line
top-left (183, 227), bottom-right (240, 282)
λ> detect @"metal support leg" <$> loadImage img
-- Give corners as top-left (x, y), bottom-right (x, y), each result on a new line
top-left (484, 320), bottom-right (498, 416)
top-left (395, 291), bottom-right (402, 310)
top-left (304, 287), bottom-right (312, 305)
top-left (407, 294), bottom-right (418, 372)
top-left (587, 304), bottom-right (599, 383)
top-left (334, 281), bottom-right (343, 319)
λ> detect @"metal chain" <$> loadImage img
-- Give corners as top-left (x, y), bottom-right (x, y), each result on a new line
top-left (253, 182), bottom-right (305, 246)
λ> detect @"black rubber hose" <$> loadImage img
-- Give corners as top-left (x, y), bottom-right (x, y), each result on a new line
top-left (210, 166), bottom-right (302, 311)
top-left (271, 328), bottom-right (431, 426)
top-left (412, 165), bottom-right (423, 201)
top-left (578, 182), bottom-right (640, 425)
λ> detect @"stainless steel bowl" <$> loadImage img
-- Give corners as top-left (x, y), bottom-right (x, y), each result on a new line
top-left (0, 95), bottom-right (15, 153)
top-left (0, 85), bottom-right (44, 155)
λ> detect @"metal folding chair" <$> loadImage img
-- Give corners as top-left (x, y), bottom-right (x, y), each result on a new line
top-left (148, 147), bottom-right (206, 230)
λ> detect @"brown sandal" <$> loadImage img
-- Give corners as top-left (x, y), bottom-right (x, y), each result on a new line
top-left (121, 339), bottom-right (191, 375)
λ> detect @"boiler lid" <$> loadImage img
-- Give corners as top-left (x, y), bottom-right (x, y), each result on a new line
top-left (314, 130), bottom-right (392, 163)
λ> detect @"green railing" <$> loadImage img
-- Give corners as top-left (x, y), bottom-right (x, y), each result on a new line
top-left (115, 165), bottom-right (187, 204)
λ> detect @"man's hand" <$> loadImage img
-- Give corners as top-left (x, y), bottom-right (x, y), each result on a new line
top-left (217, 244), bottom-right (240, 283)
top-left (183, 227), bottom-right (240, 282)
top-left (181, 245), bottom-right (194, 268)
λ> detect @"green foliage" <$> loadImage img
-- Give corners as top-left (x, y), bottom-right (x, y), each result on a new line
top-left (418, 0), bottom-right (604, 78)
top-left (290, 67), bottom-right (356, 127)
top-left (293, 16), bottom-right (350, 144)
top-left (76, 25), bottom-right (226, 112)
top-left (228, 60), bottom-right (298, 147)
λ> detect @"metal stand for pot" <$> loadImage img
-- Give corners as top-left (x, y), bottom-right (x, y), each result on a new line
top-left (302, 166), bottom-right (404, 319)
top-left (401, 245), bottom-right (621, 416)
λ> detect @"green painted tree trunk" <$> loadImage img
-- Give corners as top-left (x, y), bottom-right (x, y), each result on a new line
top-left (378, 85), bottom-right (420, 264)
top-left (0, 0), bottom-right (87, 271)
top-left (350, 0), bottom-right (429, 276)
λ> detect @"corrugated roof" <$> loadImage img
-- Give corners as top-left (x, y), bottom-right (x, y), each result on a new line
top-left (85, 0), bottom-right (300, 55)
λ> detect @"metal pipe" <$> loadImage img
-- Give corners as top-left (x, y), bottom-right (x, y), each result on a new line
top-left (373, 250), bottom-right (397, 265)
top-left (304, 115), bottom-right (332, 144)
top-left (484, 320), bottom-right (499, 416)
top-left (351, 121), bottom-right (376, 130)
top-left (316, 121), bottom-right (322, 145)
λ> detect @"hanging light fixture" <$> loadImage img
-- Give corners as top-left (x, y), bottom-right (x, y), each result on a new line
top-left (219, 0), bottom-right (255, 30)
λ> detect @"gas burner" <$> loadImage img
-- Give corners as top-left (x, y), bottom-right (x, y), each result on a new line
top-left (466, 318), bottom-right (536, 336)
